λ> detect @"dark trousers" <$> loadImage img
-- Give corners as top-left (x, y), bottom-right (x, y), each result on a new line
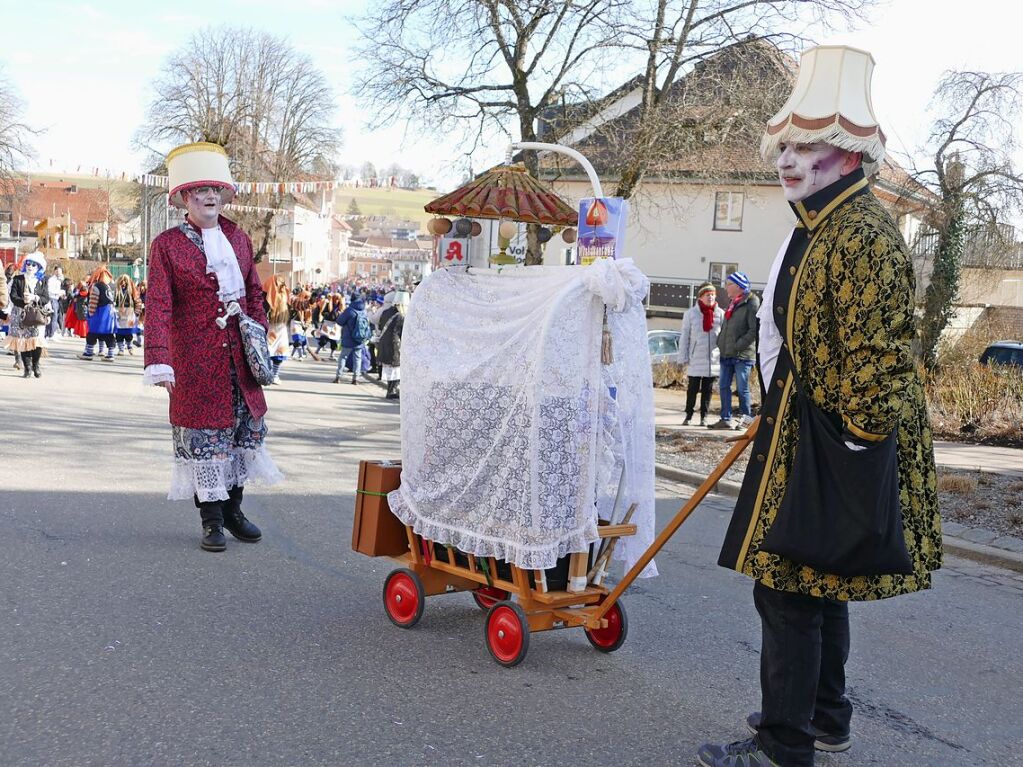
top-left (754, 581), bottom-right (852, 767)
top-left (685, 375), bottom-right (715, 418)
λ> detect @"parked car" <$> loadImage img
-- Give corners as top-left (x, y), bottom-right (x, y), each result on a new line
top-left (979, 340), bottom-right (1023, 368)
top-left (648, 329), bottom-right (681, 366)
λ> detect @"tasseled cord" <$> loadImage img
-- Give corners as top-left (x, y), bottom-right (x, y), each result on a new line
top-left (601, 308), bottom-right (613, 364)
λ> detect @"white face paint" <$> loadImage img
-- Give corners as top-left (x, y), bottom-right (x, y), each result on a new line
top-left (183, 186), bottom-right (225, 229)
top-left (776, 142), bottom-right (848, 203)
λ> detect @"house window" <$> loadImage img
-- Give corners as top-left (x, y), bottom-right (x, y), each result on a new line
top-left (708, 262), bottom-right (739, 286)
top-left (713, 191), bottom-right (744, 231)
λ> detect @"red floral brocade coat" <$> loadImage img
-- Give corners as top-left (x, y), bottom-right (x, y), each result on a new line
top-left (145, 216), bottom-right (269, 429)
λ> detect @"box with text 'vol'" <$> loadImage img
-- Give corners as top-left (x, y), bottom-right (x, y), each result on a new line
top-left (352, 460), bottom-right (408, 557)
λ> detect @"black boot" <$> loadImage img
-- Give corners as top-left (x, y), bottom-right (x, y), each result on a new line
top-left (385, 381), bottom-right (399, 399)
top-left (198, 501), bottom-right (227, 552)
top-left (31, 349), bottom-right (42, 378)
top-left (222, 486), bottom-right (262, 543)
top-left (21, 352), bottom-right (31, 377)
top-left (351, 374), bottom-right (358, 385)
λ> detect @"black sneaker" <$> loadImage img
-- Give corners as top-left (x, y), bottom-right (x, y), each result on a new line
top-left (683, 416), bottom-right (693, 426)
top-left (201, 524), bottom-right (227, 552)
top-left (746, 712), bottom-right (851, 753)
top-left (697, 737), bottom-right (780, 767)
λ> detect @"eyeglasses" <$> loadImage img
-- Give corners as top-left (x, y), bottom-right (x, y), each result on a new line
top-left (188, 186), bottom-right (221, 197)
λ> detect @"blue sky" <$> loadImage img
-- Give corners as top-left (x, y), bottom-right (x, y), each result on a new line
top-left (3, 0), bottom-right (1019, 191)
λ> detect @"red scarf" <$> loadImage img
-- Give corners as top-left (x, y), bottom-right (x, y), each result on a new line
top-left (725, 293), bottom-right (746, 320)
top-left (699, 300), bottom-right (716, 331)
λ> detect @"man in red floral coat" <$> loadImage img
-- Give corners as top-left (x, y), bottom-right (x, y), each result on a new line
top-left (143, 142), bottom-right (283, 552)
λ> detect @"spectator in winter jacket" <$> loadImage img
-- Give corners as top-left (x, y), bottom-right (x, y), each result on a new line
top-left (333, 293), bottom-right (371, 384)
top-left (678, 283), bottom-right (724, 426)
top-left (709, 271), bottom-right (760, 430)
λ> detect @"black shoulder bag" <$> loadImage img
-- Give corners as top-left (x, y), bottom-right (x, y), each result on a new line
top-left (760, 373), bottom-right (913, 577)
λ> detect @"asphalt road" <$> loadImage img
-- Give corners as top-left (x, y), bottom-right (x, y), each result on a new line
top-left (2, 339), bottom-right (1022, 767)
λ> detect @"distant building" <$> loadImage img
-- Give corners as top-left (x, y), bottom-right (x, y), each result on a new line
top-left (0, 179), bottom-right (110, 260)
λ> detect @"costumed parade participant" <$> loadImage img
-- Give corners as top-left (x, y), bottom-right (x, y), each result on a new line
top-left (697, 46), bottom-right (942, 767)
top-left (113, 274), bottom-right (142, 355)
top-left (6, 253), bottom-right (50, 378)
top-left (143, 142), bottom-right (282, 552)
top-left (82, 267), bottom-right (117, 361)
top-left (66, 281), bottom-right (90, 339)
top-left (263, 275), bottom-right (290, 384)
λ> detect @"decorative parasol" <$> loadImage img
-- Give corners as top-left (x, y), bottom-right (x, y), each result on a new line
top-left (424, 164), bottom-right (577, 226)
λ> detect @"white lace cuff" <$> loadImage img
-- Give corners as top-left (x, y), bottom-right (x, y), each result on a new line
top-left (143, 364), bottom-right (175, 385)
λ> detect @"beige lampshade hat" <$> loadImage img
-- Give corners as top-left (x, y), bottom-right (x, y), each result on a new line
top-left (761, 45), bottom-right (886, 176)
top-left (166, 142), bottom-right (237, 208)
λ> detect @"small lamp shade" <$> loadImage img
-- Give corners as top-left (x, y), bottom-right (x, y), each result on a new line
top-left (498, 220), bottom-right (518, 240)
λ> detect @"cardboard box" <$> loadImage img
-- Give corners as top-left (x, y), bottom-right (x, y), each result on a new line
top-left (352, 460), bottom-right (408, 557)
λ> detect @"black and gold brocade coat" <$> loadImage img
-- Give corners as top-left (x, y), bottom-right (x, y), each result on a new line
top-left (718, 169), bottom-right (942, 601)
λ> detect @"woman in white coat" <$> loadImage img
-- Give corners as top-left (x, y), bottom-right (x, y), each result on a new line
top-left (677, 283), bottom-right (723, 425)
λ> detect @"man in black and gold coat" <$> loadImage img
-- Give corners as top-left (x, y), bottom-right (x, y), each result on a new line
top-left (697, 46), bottom-right (942, 767)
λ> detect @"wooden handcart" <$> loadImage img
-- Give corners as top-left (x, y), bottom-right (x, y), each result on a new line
top-left (370, 421), bottom-right (758, 667)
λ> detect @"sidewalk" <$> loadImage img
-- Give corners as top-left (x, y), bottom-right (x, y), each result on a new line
top-left (653, 385), bottom-right (1023, 573)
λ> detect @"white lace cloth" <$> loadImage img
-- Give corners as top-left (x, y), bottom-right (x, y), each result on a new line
top-left (169, 445), bottom-right (283, 502)
top-left (142, 364), bottom-right (175, 385)
top-left (388, 259), bottom-right (657, 574)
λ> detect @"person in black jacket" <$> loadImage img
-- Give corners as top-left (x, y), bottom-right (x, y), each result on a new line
top-left (6, 253), bottom-right (50, 378)
top-left (376, 291), bottom-right (407, 399)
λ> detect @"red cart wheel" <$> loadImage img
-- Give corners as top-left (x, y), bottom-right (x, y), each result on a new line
top-left (472, 586), bottom-right (510, 611)
top-left (485, 601), bottom-right (530, 667)
top-left (585, 598), bottom-right (628, 652)
top-left (383, 568), bottom-right (425, 628)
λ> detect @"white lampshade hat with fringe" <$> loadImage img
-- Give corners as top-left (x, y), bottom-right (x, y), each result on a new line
top-left (166, 142), bottom-right (237, 209)
top-left (761, 45), bottom-right (886, 176)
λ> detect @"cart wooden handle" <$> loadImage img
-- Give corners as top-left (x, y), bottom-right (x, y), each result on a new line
top-left (592, 416), bottom-right (760, 621)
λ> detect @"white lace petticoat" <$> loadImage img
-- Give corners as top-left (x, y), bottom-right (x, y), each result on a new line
top-left (167, 370), bottom-right (284, 502)
top-left (169, 446), bottom-right (283, 502)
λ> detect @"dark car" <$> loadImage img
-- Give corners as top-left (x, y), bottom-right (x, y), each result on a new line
top-left (979, 341), bottom-right (1023, 368)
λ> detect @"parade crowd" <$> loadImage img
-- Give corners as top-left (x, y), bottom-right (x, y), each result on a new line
top-left (1, 258), bottom-right (406, 397)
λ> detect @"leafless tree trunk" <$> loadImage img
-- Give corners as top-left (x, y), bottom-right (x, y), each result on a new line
top-left (136, 27), bottom-right (341, 260)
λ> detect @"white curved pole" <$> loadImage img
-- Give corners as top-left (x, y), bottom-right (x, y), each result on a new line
top-left (508, 141), bottom-right (604, 199)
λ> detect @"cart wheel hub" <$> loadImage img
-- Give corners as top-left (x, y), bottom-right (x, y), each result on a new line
top-left (497, 630), bottom-right (505, 639)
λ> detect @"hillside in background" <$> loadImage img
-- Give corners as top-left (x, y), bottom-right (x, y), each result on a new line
top-left (333, 187), bottom-right (439, 231)
top-left (21, 173), bottom-right (443, 231)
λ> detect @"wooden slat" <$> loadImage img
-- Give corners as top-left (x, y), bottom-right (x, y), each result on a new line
top-left (592, 418), bottom-right (759, 621)
top-left (596, 523), bottom-right (637, 538)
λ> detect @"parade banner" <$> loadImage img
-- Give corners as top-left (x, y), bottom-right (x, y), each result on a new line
top-left (576, 197), bottom-right (628, 265)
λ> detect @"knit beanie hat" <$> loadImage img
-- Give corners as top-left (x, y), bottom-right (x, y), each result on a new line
top-left (726, 272), bottom-right (750, 292)
top-left (697, 283), bottom-right (716, 297)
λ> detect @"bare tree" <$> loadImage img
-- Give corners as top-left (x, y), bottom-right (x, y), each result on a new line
top-left (137, 27), bottom-right (341, 259)
top-left (0, 66), bottom-right (35, 209)
top-left (591, 1), bottom-right (874, 198)
top-left (354, 1), bottom-right (872, 262)
top-left (354, 0), bottom-right (629, 263)
top-left (908, 71), bottom-right (1023, 369)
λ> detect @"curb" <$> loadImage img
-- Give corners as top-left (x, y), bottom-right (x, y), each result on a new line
top-left (941, 536), bottom-right (1023, 574)
top-left (655, 463), bottom-right (1023, 574)
top-left (655, 462), bottom-right (742, 497)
